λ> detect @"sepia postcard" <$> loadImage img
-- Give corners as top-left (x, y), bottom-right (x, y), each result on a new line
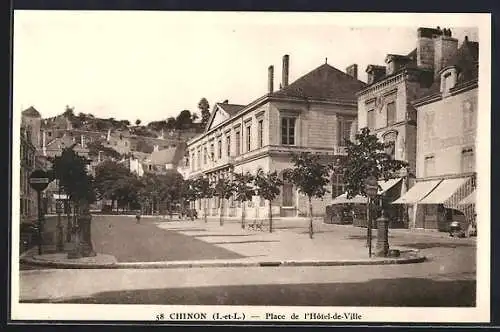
top-left (10, 11), bottom-right (491, 324)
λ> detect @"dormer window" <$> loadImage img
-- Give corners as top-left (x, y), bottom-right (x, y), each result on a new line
top-left (440, 67), bottom-right (457, 95)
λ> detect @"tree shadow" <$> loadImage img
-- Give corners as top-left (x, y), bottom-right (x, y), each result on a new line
top-left (210, 240), bottom-right (280, 244)
top-left (24, 277), bottom-right (475, 307)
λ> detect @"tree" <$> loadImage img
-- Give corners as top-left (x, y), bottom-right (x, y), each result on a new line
top-left (198, 98), bottom-right (211, 128)
top-left (181, 178), bottom-right (198, 220)
top-left (213, 176), bottom-right (235, 226)
top-left (233, 172), bottom-right (255, 229)
top-left (284, 152), bottom-right (332, 239)
top-left (165, 117), bottom-right (177, 130)
top-left (175, 110), bottom-right (193, 130)
top-left (192, 176), bottom-right (213, 223)
top-left (94, 160), bottom-right (131, 211)
top-left (341, 127), bottom-right (408, 253)
top-left (63, 105), bottom-right (75, 119)
top-left (254, 170), bottom-right (283, 233)
top-left (158, 171), bottom-right (185, 219)
top-left (135, 119), bottom-right (141, 126)
top-left (191, 112), bottom-right (199, 123)
top-left (51, 145), bottom-right (95, 257)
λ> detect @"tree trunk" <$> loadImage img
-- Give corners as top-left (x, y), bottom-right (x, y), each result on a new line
top-left (219, 198), bottom-right (224, 226)
top-left (269, 200), bottom-right (273, 233)
top-left (204, 198), bottom-right (208, 223)
top-left (241, 202), bottom-right (245, 229)
top-left (308, 196), bottom-right (313, 239)
top-left (366, 197), bottom-right (372, 257)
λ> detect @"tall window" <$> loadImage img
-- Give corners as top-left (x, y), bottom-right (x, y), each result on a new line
top-left (331, 174), bottom-right (345, 198)
top-left (258, 119), bottom-right (264, 148)
top-left (383, 132), bottom-right (397, 160)
top-left (203, 147), bottom-right (207, 164)
top-left (217, 138), bottom-right (222, 160)
top-left (367, 109), bottom-right (375, 130)
top-left (281, 117), bottom-right (295, 145)
top-left (386, 101), bottom-right (396, 126)
top-left (235, 130), bottom-right (241, 156)
top-left (424, 155), bottom-right (435, 177)
top-left (226, 135), bottom-right (231, 157)
top-left (246, 124), bottom-right (252, 152)
top-left (463, 100), bottom-right (475, 131)
top-left (461, 148), bottom-right (474, 173)
top-left (337, 118), bottom-right (353, 147)
top-left (210, 143), bottom-right (215, 161)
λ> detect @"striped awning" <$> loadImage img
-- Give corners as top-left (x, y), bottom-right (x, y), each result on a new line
top-left (392, 179), bottom-right (441, 204)
top-left (419, 177), bottom-right (469, 204)
top-left (459, 190), bottom-right (476, 205)
top-left (331, 178), bottom-right (402, 205)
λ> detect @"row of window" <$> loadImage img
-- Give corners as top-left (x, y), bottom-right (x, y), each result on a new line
top-left (423, 148), bottom-right (474, 177)
top-left (367, 100), bottom-right (396, 131)
top-left (190, 117), bottom-right (268, 171)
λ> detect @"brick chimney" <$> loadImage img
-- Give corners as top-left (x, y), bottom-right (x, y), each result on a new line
top-left (416, 27), bottom-right (444, 70)
top-left (433, 28), bottom-right (458, 75)
top-left (282, 54), bottom-right (289, 88)
top-left (268, 65), bottom-right (274, 93)
top-left (346, 64), bottom-right (358, 80)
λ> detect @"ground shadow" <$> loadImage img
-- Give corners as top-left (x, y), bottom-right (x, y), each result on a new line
top-left (210, 240), bottom-right (280, 244)
top-left (194, 234), bottom-right (253, 238)
top-left (402, 242), bottom-right (475, 249)
top-left (23, 277), bottom-right (475, 307)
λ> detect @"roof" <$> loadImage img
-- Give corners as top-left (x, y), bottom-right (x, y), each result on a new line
top-left (270, 63), bottom-right (366, 102)
top-left (414, 39), bottom-right (479, 101)
top-left (216, 103), bottom-right (245, 116)
top-left (22, 106), bottom-right (41, 117)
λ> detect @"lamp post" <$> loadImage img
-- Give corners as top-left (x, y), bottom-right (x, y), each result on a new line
top-left (376, 193), bottom-right (390, 257)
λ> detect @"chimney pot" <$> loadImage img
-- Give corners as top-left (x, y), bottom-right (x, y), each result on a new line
top-left (346, 64), bottom-right (358, 80)
top-left (268, 65), bottom-right (274, 93)
top-left (282, 54), bottom-right (289, 88)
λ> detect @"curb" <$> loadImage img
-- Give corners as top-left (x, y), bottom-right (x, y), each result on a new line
top-left (20, 253), bottom-right (426, 269)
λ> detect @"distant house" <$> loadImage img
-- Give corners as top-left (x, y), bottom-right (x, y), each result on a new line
top-left (143, 143), bottom-right (187, 175)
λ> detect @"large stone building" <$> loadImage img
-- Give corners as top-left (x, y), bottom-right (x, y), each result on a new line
top-left (186, 55), bottom-right (365, 220)
top-left (20, 107), bottom-right (42, 223)
top-left (355, 26), bottom-right (463, 228)
top-left (394, 35), bottom-right (478, 233)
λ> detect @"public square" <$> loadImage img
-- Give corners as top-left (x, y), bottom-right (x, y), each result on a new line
top-left (19, 215), bottom-right (476, 307)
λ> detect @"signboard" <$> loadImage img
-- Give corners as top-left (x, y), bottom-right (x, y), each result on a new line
top-left (29, 169), bottom-right (51, 192)
top-left (364, 176), bottom-right (378, 199)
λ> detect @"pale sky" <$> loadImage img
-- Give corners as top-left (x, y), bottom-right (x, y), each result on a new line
top-left (13, 11), bottom-right (480, 124)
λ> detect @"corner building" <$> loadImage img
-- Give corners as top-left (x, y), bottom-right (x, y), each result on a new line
top-left (186, 55), bottom-right (365, 220)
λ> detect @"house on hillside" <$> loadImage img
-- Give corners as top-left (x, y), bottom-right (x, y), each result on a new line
top-left (186, 54), bottom-right (365, 220)
top-left (142, 143), bottom-right (187, 175)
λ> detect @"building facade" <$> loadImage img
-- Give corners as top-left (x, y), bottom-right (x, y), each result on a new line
top-left (395, 36), bottom-right (478, 232)
top-left (356, 27), bottom-right (463, 228)
top-left (186, 55), bottom-right (365, 220)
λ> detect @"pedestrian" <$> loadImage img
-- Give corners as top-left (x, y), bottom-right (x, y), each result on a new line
top-left (136, 211), bottom-right (141, 224)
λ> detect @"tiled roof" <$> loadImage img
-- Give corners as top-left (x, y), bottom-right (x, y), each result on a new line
top-left (270, 63), bottom-right (366, 102)
top-left (216, 103), bottom-right (245, 116)
top-left (22, 106), bottom-right (41, 117)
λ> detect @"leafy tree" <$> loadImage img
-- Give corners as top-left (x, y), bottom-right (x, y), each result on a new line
top-left (254, 170), bottom-right (283, 233)
top-left (233, 172), bottom-right (256, 229)
top-left (94, 160), bottom-right (131, 210)
top-left (158, 171), bottom-right (185, 219)
top-left (191, 112), bottom-right (199, 123)
top-left (63, 105), bottom-right (75, 119)
top-left (341, 127), bottom-right (408, 251)
top-left (120, 120), bottom-right (130, 127)
top-left (180, 178), bottom-right (198, 220)
top-left (175, 110), bottom-right (193, 130)
top-left (135, 119), bottom-right (141, 126)
top-left (195, 176), bottom-right (214, 223)
top-left (284, 152), bottom-right (332, 239)
top-left (166, 117), bottom-right (177, 130)
top-left (51, 145), bottom-right (95, 256)
top-left (198, 98), bottom-right (211, 128)
top-left (213, 176), bottom-right (235, 226)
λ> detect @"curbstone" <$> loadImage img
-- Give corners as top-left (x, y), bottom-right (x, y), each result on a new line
top-left (20, 253), bottom-right (426, 270)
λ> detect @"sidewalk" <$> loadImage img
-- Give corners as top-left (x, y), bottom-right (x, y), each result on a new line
top-left (20, 216), bottom-right (427, 269)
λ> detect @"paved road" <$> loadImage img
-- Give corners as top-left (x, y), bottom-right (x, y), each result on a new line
top-left (19, 230), bottom-right (476, 306)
